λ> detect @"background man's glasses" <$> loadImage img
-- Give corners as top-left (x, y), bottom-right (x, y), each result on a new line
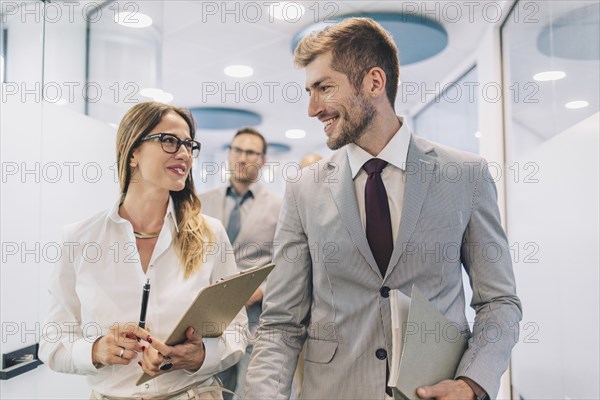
top-left (139, 133), bottom-right (201, 158)
top-left (228, 145), bottom-right (263, 160)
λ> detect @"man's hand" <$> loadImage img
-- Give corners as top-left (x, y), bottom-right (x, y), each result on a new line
top-left (416, 379), bottom-right (476, 400)
top-left (246, 288), bottom-right (263, 307)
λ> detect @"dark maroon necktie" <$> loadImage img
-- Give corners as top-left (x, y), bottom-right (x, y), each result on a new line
top-left (363, 158), bottom-right (393, 277)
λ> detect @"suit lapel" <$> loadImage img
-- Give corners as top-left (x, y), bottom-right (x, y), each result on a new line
top-left (327, 150), bottom-right (381, 278)
top-left (385, 135), bottom-right (436, 278)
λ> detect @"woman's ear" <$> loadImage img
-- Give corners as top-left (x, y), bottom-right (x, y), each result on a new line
top-left (129, 148), bottom-right (140, 169)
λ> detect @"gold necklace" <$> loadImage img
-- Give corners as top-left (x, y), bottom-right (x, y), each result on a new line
top-left (134, 230), bottom-right (161, 239)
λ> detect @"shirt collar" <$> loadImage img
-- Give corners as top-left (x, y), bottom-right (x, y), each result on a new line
top-left (108, 195), bottom-right (179, 233)
top-left (346, 116), bottom-right (411, 179)
top-left (165, 196), bottom-right (179, 233)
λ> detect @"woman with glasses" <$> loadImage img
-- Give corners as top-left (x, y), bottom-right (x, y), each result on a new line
top-left (39, 102), bottom-right (248, 400)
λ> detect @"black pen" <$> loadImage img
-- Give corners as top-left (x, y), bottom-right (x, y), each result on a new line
top-left (139, 279), bottom-right (150, 329)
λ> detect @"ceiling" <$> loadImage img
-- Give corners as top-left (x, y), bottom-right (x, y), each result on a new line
top-left (503, 0), bottom-right (600, 142)
top-left (85, 0), bottom-right (499, 158)
top-left (7, 1), bottom-right (596, 160)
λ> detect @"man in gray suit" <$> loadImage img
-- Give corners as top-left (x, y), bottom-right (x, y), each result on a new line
top-left (245, 18), bottom-right (521, 400)
top-left (201, 127), bottom-right (282, 397)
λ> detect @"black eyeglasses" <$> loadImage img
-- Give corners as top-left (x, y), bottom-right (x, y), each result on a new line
top-left (138, 133), bottom-right (201, 158)
top-left (227, 145), bottom-right (263, 160)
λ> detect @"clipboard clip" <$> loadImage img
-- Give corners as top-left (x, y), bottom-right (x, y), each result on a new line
top-left (239, 265), bottom-right (264, 275)
top-left (218, 264), bottom-right (270, 282)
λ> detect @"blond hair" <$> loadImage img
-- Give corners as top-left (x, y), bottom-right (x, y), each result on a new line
top-left (294, 18), bottom-right (400, 107)
top-left (116, 102), bottom-right (214, 278)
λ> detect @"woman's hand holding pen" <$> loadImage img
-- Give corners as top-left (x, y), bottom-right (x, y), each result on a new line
top-left (138, 326), bottom-right (206, 376)
top-left (92, 323), bottom-right (147, 367)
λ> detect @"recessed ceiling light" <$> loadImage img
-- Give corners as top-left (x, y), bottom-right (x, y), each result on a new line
top-left (114, 12), bottom-right (153, 28)
top-left (268, 2), bottom-right (305, 21)
top-left (153, 92), bottom-right (174, 103)
top-left (140, 88), bottom-right (164, 98)
top-left (565, 100), bottom-right (589, 109)
top-left (224, 65), bottom-right (254, 78)
top-left (474, 131), bottom-right (482, 138)
top-left (533, 71), bottom-right (566, 82)
top-left (139, 88), bottom-right (174, 103)
top-left (285, 129), bottom-right (306, 139)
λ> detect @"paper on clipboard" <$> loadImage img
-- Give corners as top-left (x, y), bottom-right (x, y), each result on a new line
top-left (136, 263), bottom-right (275, 386)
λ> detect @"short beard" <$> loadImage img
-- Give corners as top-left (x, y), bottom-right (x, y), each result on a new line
top-left (327, 92), bottom-right (376, 150)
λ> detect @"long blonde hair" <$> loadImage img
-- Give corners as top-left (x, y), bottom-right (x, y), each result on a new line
top-left (116, 102), bottom-right (214, 278)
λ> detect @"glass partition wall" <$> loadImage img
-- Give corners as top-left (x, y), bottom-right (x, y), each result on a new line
top-left (502, 1), bottom-right (600, 399)
top-left (0, 1), bottom-right (47, 397)
top-left (413, 67), bottom-right (480, 155)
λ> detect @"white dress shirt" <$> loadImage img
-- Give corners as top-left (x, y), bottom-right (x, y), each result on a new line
top-left (346, 117), bottom-right (411, 242)
top-left (39, 197), bottom-right (248, 398)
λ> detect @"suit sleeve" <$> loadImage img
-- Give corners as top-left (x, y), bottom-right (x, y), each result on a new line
top-left (258, 195), bottom-right (284, 295)
top-left (456, 160), bottom-right (523, 399)
top-left (244, 182), bottom-right (312, 400)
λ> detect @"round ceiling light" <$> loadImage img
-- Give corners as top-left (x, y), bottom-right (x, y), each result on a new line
top-left (191, 108), bottom-right (262, 129)
top-left (140, 88), bottom-right (163, 98)
top-left (224, 65), bottom-right (254, 78)
top-left (285, 129), bottom-right (306, 139)
top-left (114, 12), bottom-right (153, 28)
top-left (538, 3), bottom-right (599, 61)
top-left (565, 100), bottom-right (589, 109)
top-left (268, 2), bottom-right (305, 21)
top-left (140, 88), bottom-right (174, 103)
top-left (533, 71), bottom-right (566, 82)
top-left (153, 92), bottom-right (174, 103)
top-left (292, 13), bottom-right (448, 65)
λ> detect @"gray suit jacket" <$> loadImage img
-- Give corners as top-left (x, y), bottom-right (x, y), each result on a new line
top-left (201, 183), bottom-right (282, 273)
top-left (245, 135), bottom-right (522, 400)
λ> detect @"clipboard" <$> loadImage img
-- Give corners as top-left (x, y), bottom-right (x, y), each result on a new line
top-left (136, 263), bottom-right (275, 386)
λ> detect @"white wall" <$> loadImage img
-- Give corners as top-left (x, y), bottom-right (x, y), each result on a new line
top-left (509, 113), bottom-right (600, 399)
top-left (0, 3), bottom-right (118, 397)
top-left (1, 100), bottom-right (119, 400)
top-left (1, 4), bottom-right (46, 393)
top-left (500, 1), bottom-right (600, 398)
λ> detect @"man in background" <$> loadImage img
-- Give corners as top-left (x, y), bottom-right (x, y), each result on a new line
top-left (201, 127), bottom-right (282, 398)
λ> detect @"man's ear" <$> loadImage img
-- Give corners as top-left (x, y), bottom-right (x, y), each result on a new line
top-left (364, 67), bottom-right (386, 98)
